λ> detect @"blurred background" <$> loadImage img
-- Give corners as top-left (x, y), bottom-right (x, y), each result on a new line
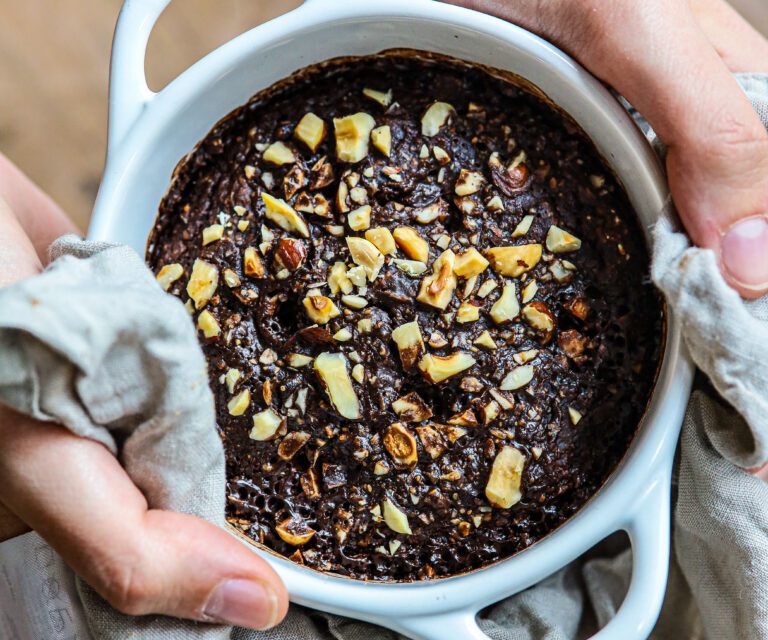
top-left (0, 0), bottom-right (766, 232)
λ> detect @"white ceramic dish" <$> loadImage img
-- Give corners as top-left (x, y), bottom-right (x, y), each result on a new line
top-left (89, 1), bottom-right (695, 638)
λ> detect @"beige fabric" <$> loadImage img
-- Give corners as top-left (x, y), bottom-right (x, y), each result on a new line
top-left (0, 74), bottom-right (766, 640)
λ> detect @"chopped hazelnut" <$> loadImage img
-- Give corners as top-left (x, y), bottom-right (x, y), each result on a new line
top-left (393, 226), bottom-right (430, 262)
top-left (365, 227), bottom-right (397, 255)
top-left (186, 259), bottom-right (219, 309)
top-left (197, 309), bottom-right (221, 338)
top-left (448, 408), bottom-right (479, 427)
top-left (453, 248), bottom-right (489, 278)
top-left (347, 205), bottom-right (372, 231)
top-left (417, 249), bottom-right (457, 310)
top-left (351, 363), bottom-right (365, 383)
top-left (341, 294), bottom-right (368, 309)
top-left (202, 224), bottom-right (224, 246)
top-left (391, 321), bottom-right (425, 371)
top-left (156, 263), bottom-right (184, 291)
top-left (371, 125), bottom-right (392, 157)
top-left (275, 238), bottom-right (307, 271)
top-left (568, 407), bottom-right (583, 425)
top-left (223, 268), bottom-right (241, 288)
top-left (513, 349), bottom-right (539, 365)
top-left (521, 301), bottom-right (556, 343)
top-left (416, 424), bottom-right (446, 459)
top-left (346, 236), bottom-right (385, 281)
top-left (490, 282), bottom-right (520, 324)
top-left (275, 517), bottom-right (316, 546)
top-left (224, 368), bottom-right (241, 393)
top-left (250, 408), bottom-right (284, 441)
top-left (278, 431), bottom-right (311, 460)
top-left (261, 193), bottom-right (309, 238)
top-left (476, 278), bottom-right (498, 299)
top-left (328, 262), bottom-right (354, 295)
top-left (227, 389), bottom-right (251, 416)
top-left (314, 352), bottom-right (361, 420)
top-left (558, 329), bottom-right (587, 359)
top-left (303, 293), bottom-right (340, 324)
top-left (455, 169), bottom-right (485, 196)
top-left (392, 392), bottom-right (433, 422)
top-left (546, 225), bottom-right (582, 253)
top-left (421, 101), bottom-right (455, 137)
top-left (263, 141), bottom-right (296, 165)
top-left (473, 330), bottom-right (497, 350)
top-left (486, 244), bottom-right (543, 277)
top-left (294, 112), bottom-right (326, 152)
top-left (243, 246), bottom-right (265, 278)
top-left (287, 353), bottom-right (313, 368)
top-left (456, 301), bottom-right (480, 324)
top-left (512, 215), bottom-right (535, 238)
top-left (334, 112), bottom-right (376, 163)
top-left (419, 352), bottom-right (476, 384)
top-left (393, 259), bottom-right (428, 276)
top-left (500, 365), bottom-right (535, 391)
top-left (382, 498), bottom-right (412, 535)
top-left (521, 279), bottom-right (538, 303)
top-left (362, 87), bottom-right (393, 107)
top-left (564, 296), bottom-right (590, 321)
top-left (485, 445), bottom-right (525, 508)
top-left (383, 423), bottom-right (418, 469)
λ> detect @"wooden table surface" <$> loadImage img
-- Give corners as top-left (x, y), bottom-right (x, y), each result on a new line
top-left (1, 0), bottom-right (765, 233)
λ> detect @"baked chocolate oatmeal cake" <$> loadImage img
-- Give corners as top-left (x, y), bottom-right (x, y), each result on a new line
top-left (147, 52), bottom-right (663, 581)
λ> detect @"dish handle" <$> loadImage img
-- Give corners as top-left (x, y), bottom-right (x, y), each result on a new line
top-left (393, 469), bottom-right (672, 640)
top-left (108, 0), bottom-right (338, 151)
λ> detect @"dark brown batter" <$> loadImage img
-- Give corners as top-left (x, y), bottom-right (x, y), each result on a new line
top-left (147, 52), bottom-right (663, 581)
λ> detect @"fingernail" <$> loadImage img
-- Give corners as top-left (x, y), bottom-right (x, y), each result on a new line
top-left (203, 579), bottom-right (279, 630)
top-left (721, 216), bottom-right (768, 292)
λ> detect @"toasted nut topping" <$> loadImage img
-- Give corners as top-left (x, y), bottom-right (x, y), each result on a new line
top-left (250, 408), bottom-right (284, 441)
top-left (263, 141), bottom-right (296, 165)
top-left (473, 330), bottom-right (497, 350)
top-left (276, 238), bottom-right (307, 272)
top-left (434, 424), bottom-right (468, 444)
top-left (261, 193), bottom-right (309, 238)
top-left (334, 112), bottom-right (376, 163)
top-left (448, 408), bottom-right (479, 427)
top-left (341, 294), bottom-right (368, 310)
top-left (294, 112), bottom-right (326, 152)
top-left (521, 279), bottom-right (538, 303)
top-left (373, 461), bottom-right (391, 476)
top-left (486, 244), bottom-right (543, 277)
top-left (314, 352), bottom-right (361, 420)
top-left (392, 321), bottom-right (425, 371)
top-left (414, 203), bottom-right (442, 224)
top-left (453, 248), bottom-right (489, 278)
top-left (187, 259), bottom-right (219, 309)
top-left (477, 278), bottom-right (498, 299)
top-left (346, 265), bottom-right (367, 287)
top-left (481, 400), bottom-right (501, 425)
top-left (227, 389), bottom-right (251, 416)
top-left (224, 368), bottom-right (241, 393)
top-left (278, 431), bottom-right (311, 460)
top-left (487, 195), bottom-right (504, 211)
top-left (392, 392), bottom-right (433, 422)
top-left (371, 125), bottom-right (392, 157)
top-left (522, 301), bottom-right (556, 342)
top-left (419, 352), bottom-right (476, 384)
top-left (328, 262), bottom-right (354, 295)
top-left (156, 263), bottom-right (184, 291)
top-left (356, 318), bottom-right (372, 334)
top-left (276, 517), bottom-right (316, 546)
top-left (303, 294), bottom-right (340, 325)
top-left (333, 327), bottom-right (353, 342)
top-left (558, 329), bottom-right (587, 359)
top-left (456, 301), bottom-right (480, 324)
top-left (351, 363), bottom-right (365, 383)
top-left (243, 246), bottom-right (265, 279)
top-left (349, 186), bottom-right (368, 205)
top-left (500, 365), bottom-right (535, 391)
top-left (513, 349), bottom-right (539, 365)
top-left (383, 423), bottom-right (418, 469)
top-left (421, 101), bottom-right (455, 137)
top-left (455, 169), bottom-right (485, 196)
top-left (489, 388), bottom-right (514, 410)
top-left (490, 283), bottom-right (520, 324)
top-left (365, 227), bottom-right (396, 255)
top-left (201, 224), bottom-right (224, 246)
top-left (348, 205), bottom-right (372, 231)
top-left (223, 268), bottom-right (241, 288)
top-left (393, 259), bottom-right (428, 276)
top-left (564, 296), bottom-right (590, 321)
top-left (546, 225), bottom-right (582, 253)
top-left (433, 146), bottom-right (451, 164)
top-left (416, 424), bottom-right (446, 459)
top-left (393, 226), bottom-right (429, 262)
top-left (197, 309), bottom-right (221, 338)
top-left (569, 407), bottom-right (583, 425)
top-left (550, 259), bottom-right (576, 283)
top-left (512, 215), bottom-right (535, 238)
top-left (486, 445), bottom-right (525, 508)
top-left (363, 87), bottom-right (393, 107)
top-left (237, 220), bottom-right (250, 232)
top-left (244, 165), bottom-right (256, 178)
top-left (382, 497), bottom-right (412, 535)
top-left (283, 164), bottom-right (306, 200)
top-left (346, 236), bottom-right (385, 281)
top-left (287, 353), bottom-right (313, 368)
top-left (417, 249), bottom-right (457, 310)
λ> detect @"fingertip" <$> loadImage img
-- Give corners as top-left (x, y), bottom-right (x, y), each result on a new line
top-left (720, 215), bottom-right (768, 298)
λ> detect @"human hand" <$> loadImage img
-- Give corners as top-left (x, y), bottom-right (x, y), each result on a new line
top-left (0, 155), bottom-right (288, 630)
top-left (445, 0), bottom-right (768, 298)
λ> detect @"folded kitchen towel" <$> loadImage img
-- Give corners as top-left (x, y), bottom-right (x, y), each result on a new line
top-left (0, 73), bottom-right (766, 640)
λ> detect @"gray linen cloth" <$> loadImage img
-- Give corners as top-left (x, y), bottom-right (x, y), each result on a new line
top-left (0, 73), bottom-right (766, 640)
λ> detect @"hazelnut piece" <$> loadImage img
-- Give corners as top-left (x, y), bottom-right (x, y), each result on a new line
top-left (263, 141), bottom-right (296, 166)
top-left (421, 101), bottom-right (455, 137)
top-left (365, 227), bottom-right (397, 255)
top-left (485, 445), bottom-right (525, 508)
top-left (278, 431), bottom-right (311, 460)
top-left (347, 205), bottom-right (372, 231)
top-left (243, 246), bottom-right (265, 278)
top-left (363, 87), bottom-right (393, 107)
top-left (186, 259), bottom-right (219, 309)
top-left (382, 498), bottom-right (412, 535)
top-left (417, 249), bottom-right (457, 310)
top-left (250, 408), bottom-right (284, 441)
top-left (303, 294), bottom-right (340, 325)
top-left (490, 283), bottom-right (520, 324)
top-left (393, 226), bottom-right (430, 262)
top-left (392, 392), bottom-right (433, 422)
top-left (500, 365), bottom-right (535, 391)
top-left (371, 125), bottom-right (392, 157)
top-left (521, 301), bottom-right (556, 343)
top-left (454, 169), bottom-right (485, 196)
top-left (546, 225), bottom-right (582, 253)
top-left (314, 352), bottom-right (361, 420)
top-left (392, 321), bottom-right (425, 371)
top-left (454, 248), bottom-right (489, 278)
top-left (261, 193), bottom-right (310, 238)
top-left (334, 112), bottom-right (376, 163)
top-left (276, 517), bottom-right (316, 546)
top-left (294, 112), bottom-right (326, 152)
top-left (416, 424), bottom-right (446, 459)
top-left (419, 352), bottom-right (476, 384)
top-left (346, 236), bottom-right (385, 281)
top-left (156, 263), bottom-right (184, 291)
top-left (227, 389), bottom-right (251, 416)
top-left (383, 423), bottom-right (418, 469)
top-left (485, 244), bottom-right (543, 277)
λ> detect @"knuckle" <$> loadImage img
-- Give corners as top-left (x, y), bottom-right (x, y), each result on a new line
top-left (96, 552), bottom-right (156, 616)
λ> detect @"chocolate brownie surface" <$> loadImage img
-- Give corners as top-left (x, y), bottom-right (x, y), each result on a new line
top-left (147, 53), bottom-right (663, 581)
